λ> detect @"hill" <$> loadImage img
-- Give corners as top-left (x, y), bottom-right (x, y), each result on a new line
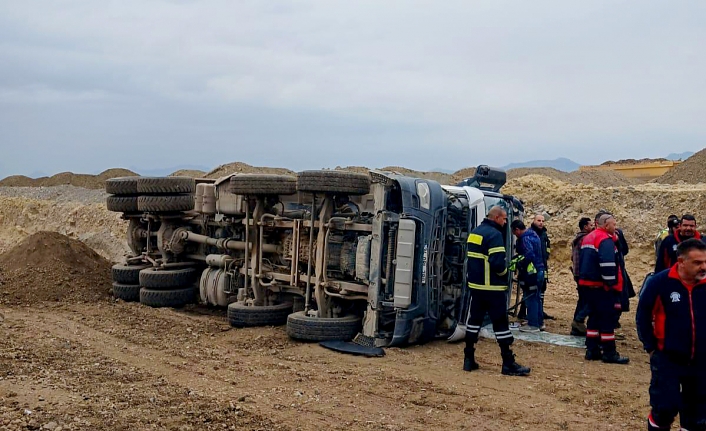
top-left (501, 157), bottom-right (580, 172)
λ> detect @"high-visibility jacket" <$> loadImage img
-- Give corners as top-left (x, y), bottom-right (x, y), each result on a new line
top-left (466, 219), bottom-right (508, 291)
top-left (577, 227), bottom-right (623, 292)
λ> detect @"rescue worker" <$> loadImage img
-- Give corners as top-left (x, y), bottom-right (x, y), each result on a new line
top-left (510, 220), bottom-right (545, 332)
top-left (570, 217), bottom-right (594, 336)
top-left (654, 215), bottom-right (679, 261)
top-left (637, 238), bottom-right (706, 431)
top-left (531, 214), bottom-right (553, 320)
top-left (463, 206), bottom-right (530, 376)
top-left (578, 213), bottom-right (629, 364)
top-left (655, 214), bottom-right (702, 273)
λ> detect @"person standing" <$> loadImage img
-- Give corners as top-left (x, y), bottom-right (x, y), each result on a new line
top-left (654, 215), bottom-right (680, 261)
top-left (531, 214), bottom-right (553, 320)
top-left (511, 220), bottom-right (545, 333)
top-left (570, 217), bottom-right (594, 336)
top-left (636, 238), bottom-right (706, 430)
top-left (655, 214), bottom-right (702, 273)
top-left (578, 213), bottom-right (629, 364)
top-left (463, 206), bottom-right (530, 376)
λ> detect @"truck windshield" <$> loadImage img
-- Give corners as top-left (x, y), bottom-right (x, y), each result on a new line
top-left (483, 196), bottom-right (510, 215)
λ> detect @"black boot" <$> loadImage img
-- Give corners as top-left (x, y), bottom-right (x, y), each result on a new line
top-left (584, 348), bottom-right (602, 361)
top-left (463, 347), bottom-right (479, 372)
top-left (501, 349), bottom-right (530, 376)
top-left (602, 351), bottom-right (629, 364)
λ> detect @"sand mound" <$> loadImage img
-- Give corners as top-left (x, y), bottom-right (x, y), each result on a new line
top-left (170, 169), bottom-right (207, 178)
top-left (507, 167), bottom-right (572, 182)
top-left (0, 231), bottom-right (112, 305)
top-left (601, 157), bottom-right (668, 165)
top-left (205, 162), bottom-right (295, 179)
top-left (450, 167), bottom-right (477, 184)
top-left (654, 148), bottom-right (706, 184)
top-left (0, 169), bottom-right (139, 189)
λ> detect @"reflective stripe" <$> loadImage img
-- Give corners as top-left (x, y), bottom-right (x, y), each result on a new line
top-left (599, 262), bottom-right (616, 267)
top-left (495, 330), bottom-right (512, 336)
top-left (497, 268), bottom-right (507, 276)
top-left (467, 325), bottom-right (481, 329)
top-left (581, 244), bottom-right (597, 250)
top-left (467, 233), bottom-right (483, 245)
top-left (546, 248), bottom-right (551, 253)
top-left (488, 246), bottom-right (505, 254)
top-left (496, 333), bottom-right (514, 339)
top-left (602, 275), bottom-right (616, 280)
top-left (467, 252), bottom-right (487, 259)
top-left (467, 282), bottom-right (507, 291)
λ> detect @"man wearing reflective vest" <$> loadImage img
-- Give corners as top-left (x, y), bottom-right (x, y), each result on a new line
top-left (637, 238), bottom-right (706, 431)
top-left (463, 205), bottom-right (530, 376)
top-left (577, 213), bottom-right (630, 364)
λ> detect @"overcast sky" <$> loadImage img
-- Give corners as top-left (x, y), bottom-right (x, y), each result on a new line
top-left (0, 1), bottom-right (704, 177)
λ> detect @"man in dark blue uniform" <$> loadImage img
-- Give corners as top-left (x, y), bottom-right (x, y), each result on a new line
top-left (463, 206), bottom-right (530, 376)
top-left (637, 238), bottom-right (706, 431)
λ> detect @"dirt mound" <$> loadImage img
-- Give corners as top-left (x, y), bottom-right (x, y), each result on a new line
top-left (506, 167), bottom-right (636, 187)
top-left (601, 157), bottom-right (668, 165)
top-left (205, 162), bottom-right (295, 179)
top-left (379, 166), bottom-right (452, 184)
top-left (450, 167), bottom-right (476, 184)
top-left (170, 169), bottom-right (207, 178)
top-left (0, 175), bottom-right (35, 187)
top-left (0, 169), bottom-right (139, 189)
top-left (507, 167), bottom-right (573, 182)
top-left (0, 231), bottom-right (112, 305)
top-left (654, 147), bottom-right (706, 184)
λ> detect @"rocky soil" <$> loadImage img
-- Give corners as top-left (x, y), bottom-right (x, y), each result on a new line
top-left (2, 152), bottom-right (706, 430)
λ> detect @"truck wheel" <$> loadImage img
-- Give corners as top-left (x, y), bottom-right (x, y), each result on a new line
top-left (107, 196), bottom-right (140, 213)
top-left (105, 177), bottom-right (140, 195)
top-left (228, 174), bottom-right (297, 195)
top-left (139, 267), bottom-right (197, 289)
top-left (137, 177), bottom-right (196, 195)
top-left (137, 194), bottom-right (194, 212)
top-left (139, 287), bottom-right (197, 308)
top-left (112, 283), bottom-right (141, 302)
top-left (112, 263), bottom-right (151, 284)
top-left (286, 311), bottom-right (362, 341)
top-left (296, 171), bottom-right (370, 195)
top-left (227, 302), bottom-right (293, 327)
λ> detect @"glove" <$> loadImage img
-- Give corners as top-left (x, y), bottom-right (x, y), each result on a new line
top-left (508, 255), bottom-right (524, 271)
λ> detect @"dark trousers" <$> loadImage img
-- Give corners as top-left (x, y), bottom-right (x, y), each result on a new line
top-left (584, 287), bottom-right (620, 354)
top-left (464, 289), bottom-right (513, 357)
top-left (573, 283), bottom-right (590, 323)
top-left (647, 352), bottom-right (706, 430)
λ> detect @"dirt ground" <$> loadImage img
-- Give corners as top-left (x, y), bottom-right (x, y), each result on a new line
top-left (0, 267), bottom-right (651, 431)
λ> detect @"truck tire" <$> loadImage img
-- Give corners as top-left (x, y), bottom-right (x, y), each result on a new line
top-left (227, 302), bottom-right (293, 327)
top-left (286, 311), bottom-right (362, 341)
top-left (138, 194), bottom-right (194, 212)
top-left (105, 177), bottom-right (140, 195)
top-left (112, 263), bottom-right (151, 284)
top-left (112, 283), bottom-right (142, 302)
top-left (107, 196), bottom-right (140, 213)
top-left (139, 267), bottom-right (197, 289)
top-left (137, 177), bottom-right (196, 195)
top-left (296, 171), bottom-right (370, 195)
top-left (228, 174), bottom-right (297, 196)
top-left (139, 287), bottom-right (197, 308)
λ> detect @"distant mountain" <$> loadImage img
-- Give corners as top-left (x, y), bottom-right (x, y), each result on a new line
top-left (665, 151), bottom-right (694, 161)
top-left (500, 157), bottom-right (580, 172)
top-left (128, 164), bottom-right (211, 177)
top-left (429, 167), bottom-right (456, 174)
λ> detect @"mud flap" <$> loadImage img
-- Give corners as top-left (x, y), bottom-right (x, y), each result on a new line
top-left (319, 340), bottom-right (385, 357)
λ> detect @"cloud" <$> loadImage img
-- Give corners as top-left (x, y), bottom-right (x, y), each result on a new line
top-left (0, 0), bottom-right (705, 176)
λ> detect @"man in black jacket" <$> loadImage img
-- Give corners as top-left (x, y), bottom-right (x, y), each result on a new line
top-left (570, 217), bottom-right (594, 335)
top-left (463, 206), bottom-right (530, 376)
top-left (637, 238), bottom-right (706, 431)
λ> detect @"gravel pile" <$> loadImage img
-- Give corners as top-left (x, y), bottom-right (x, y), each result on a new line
top-left (0, 185), bottom-right (108, 204)
top-left (654, 148), bottom-right (706, 184)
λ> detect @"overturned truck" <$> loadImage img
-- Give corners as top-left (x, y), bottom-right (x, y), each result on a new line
top-left (107, 166), bottom-right (522, 347)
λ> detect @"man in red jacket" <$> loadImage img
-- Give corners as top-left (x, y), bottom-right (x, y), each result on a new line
top-left (637, 238), bottom-right (706, 431)
top-left (655, 214), bottom-right (702, 273)
top-left (577, 213), bottom-right (629, 364)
